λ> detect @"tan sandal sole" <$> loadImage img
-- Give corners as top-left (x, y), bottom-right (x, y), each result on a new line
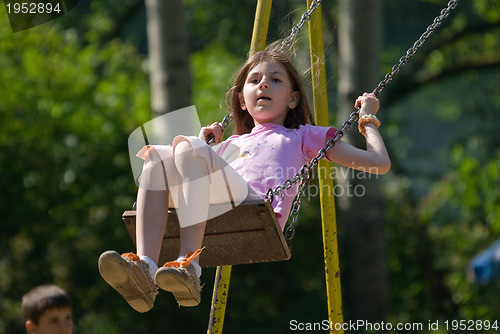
top-left (98, 251), bottom-right (155, 312)
top-left (156, 267), bottom-right (200, 307)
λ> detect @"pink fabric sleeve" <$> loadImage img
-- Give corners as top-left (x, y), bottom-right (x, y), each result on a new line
top-left (300, 124), bottom-right (338, 162)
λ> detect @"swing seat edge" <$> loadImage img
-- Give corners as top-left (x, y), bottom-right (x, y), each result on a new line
top-left (122, 200), bottom-right (291, 268)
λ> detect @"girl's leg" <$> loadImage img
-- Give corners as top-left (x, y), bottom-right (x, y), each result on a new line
top-left (98, 149), bottom-right (167, 313)
top-left (155, 140), bottom-right (210, 307)
top-left (173, 140), bottom-right (210, 263)
top-left (179, 223), bottom-right (206, 259)
top-left (135, 187), bottom-right (168, 264)
top-left (135, 149), bottom-right (170, 265)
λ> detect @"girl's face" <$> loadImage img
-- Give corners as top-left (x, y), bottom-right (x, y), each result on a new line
top-left (238, 60), bottom-right (299, 127)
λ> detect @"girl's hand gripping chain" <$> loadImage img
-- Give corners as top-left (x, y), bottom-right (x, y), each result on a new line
top-left (355, 92), bottom-right (379, 117)
top-left (200, 122), bottom-right (225, 144)
top-left (356, 93), bottom-right (381, 137)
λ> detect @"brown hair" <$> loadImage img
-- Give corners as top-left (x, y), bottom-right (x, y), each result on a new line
top-left (227, 46), bottom-right (314, 135)
top-left (22, 285), bottom-right (72, 324)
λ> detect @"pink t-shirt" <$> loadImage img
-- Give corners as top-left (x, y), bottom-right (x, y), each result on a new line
top-left (215, 123), bottom-right (336, 229)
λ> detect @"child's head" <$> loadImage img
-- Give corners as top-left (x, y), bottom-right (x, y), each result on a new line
top-left (22, 285), bottom-right (73, 334)
top-left (228, 47), bottom-right (314, 134)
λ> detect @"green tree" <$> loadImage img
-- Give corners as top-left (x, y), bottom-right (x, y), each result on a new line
top-left (0, 7), bottom-right (154, 332)
top-left (381, 0), bottom-right (500, 330)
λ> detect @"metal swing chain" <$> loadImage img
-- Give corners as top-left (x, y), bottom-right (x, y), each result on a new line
top-left (219, 113), bottom-right (233, 130)
top-left (206, 114), bottom-right (233, 144)
top-left (267, 0), bottom-right (460, 242)
top-left (281, 0), bottom-right (322, 51)
top-left (372, 0), bottom-right (459, 96)
top-left (210, 0), bottom-right (459, 243)
top-left (265, 110), bottom-right (359, 241)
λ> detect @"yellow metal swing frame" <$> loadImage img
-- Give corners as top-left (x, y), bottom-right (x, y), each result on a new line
top-left (205, 1), bottom-right (343, 333)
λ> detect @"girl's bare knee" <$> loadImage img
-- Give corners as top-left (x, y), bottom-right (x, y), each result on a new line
top-left (174, 141), bottom-right (196, 166)
top-left (175, 140), bottom-right (193, 156)
top-left (174, 141), bottom-right (209, 177)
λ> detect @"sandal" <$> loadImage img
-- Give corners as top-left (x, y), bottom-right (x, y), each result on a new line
top-left (98, 250), bottom-right (158, 312)
top-left (155, 249), bottom-right (203, 307)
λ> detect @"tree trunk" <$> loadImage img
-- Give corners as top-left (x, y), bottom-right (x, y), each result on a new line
top-left (144, 0), bottom-right (191, 116)
top-left (337, 0), bottom-right (389, 323)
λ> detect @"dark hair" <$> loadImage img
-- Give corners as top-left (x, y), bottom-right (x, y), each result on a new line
top-left (22, 285), bottom-right (72, 324)
top-left (227, 45), bottom-right (314, 135)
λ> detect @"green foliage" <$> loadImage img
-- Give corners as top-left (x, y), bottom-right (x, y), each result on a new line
top-left (183, 0), bottom-right (298, 53)
top-left (378, 1), bottom-right (500, 330)
top-left (384, 67), bottom-right (500, 330)
top-left (190, 44), bottom-right (241, 127)
top-left (422, 146), bottom-right (500, 317)
top-left (474, 0), bottom-right (500, 23)
top-left (0, 5), bottom-right (151, 333)
top-left (386, 144), bottom-right (500, 327)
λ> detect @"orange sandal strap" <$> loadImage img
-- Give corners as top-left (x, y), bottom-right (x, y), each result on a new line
top-left (121, 252), bottom-right (140, 262)
top-left (163, 248), bottom-right (204, 268)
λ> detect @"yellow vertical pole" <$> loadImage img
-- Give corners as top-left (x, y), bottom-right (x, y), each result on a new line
top-left (307, 1), bottom-right (344, 333)
top-left (249, 0), bottom-right (273, 56)
top-left (207, 265), bottom-right (232, 334)
top-left (207, 1), bottom-right (272, 333)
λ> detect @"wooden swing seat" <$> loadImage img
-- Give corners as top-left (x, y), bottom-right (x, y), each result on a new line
top-left (122, 199), bottom-right (291, 268)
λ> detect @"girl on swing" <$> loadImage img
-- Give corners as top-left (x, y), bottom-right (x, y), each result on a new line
top-left (99, 45), bottom-right (390, 312)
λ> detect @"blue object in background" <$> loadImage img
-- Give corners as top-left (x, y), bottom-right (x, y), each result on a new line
top-left (469, 239), bottom-right (500, 284)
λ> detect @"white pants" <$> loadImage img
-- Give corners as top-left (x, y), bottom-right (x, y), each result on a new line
top-left (137, 136), bottom-right (259, 228)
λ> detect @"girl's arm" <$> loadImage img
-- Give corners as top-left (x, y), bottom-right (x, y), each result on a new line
top-left (325, 93), bottom-right (391, 175)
